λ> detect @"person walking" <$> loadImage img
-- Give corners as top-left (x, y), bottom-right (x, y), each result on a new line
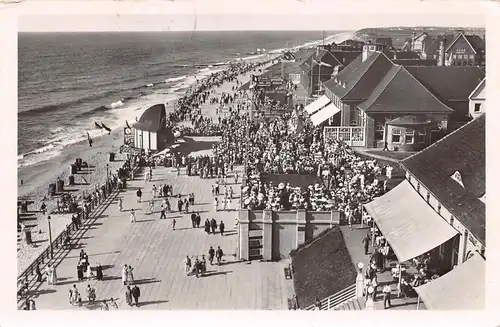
top-left (208, 246), bottom-right (215, 265)
top-left (362, 233), bottom-right (370, 255)
top-left (125, 286), bottom-right (133, 306)
top-left (382, 284), bottom-right (392, 309)
top-left (35, 265), bottom-right (42, 283)
top-left (210, 218), bottom-right (217, 234)
top-left (216, 246), bottom-right (223, 266)
top-left (160, 205), bottom-right (167, 219)
top-left (95, 263), bottom-right (103, 281)
top-left (196, 213), bottom-right (201, 228)
top-left (122, 265), bottom-right (128, 285)
top-left (204, 219), bottom-right (211, 234)
top-left (118, 198), bottom-right (123, 212)
top-left (172, 218), bottom-right (176, 230)
top-left (213, 197), bottom-right (218, 212)
top-left (184, 256), bottom-right (192, 275)
top-left (149, 198), bottom-right (155, 215)
top-left (130, 209), bottom-right (136, 223)
top-left (131, 285), bottom-right (141, 307)
top-left (126, 265), bottom-right (135, 284)
top-left (191, 212), bottom-right (197, 228)
top-left (177, 197), bottom-right (183, 213)
top-left (219, 221), bottom-right (225, 236)
top-left (136, 189), bottom-right (142, 203)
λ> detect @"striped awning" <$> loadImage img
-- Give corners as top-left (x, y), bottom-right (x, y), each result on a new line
top-left (310, 102), bottom-right (341, 126)
top-left (415, 255), bottom-right (485, 310)
top-left (364, 180), bottom-right (458, 263)
top-left (305, 95), bottom-right (330, 115)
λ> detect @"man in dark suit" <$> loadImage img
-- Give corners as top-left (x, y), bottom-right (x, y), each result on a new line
top-left (131, 284), bottom-right (140, 307)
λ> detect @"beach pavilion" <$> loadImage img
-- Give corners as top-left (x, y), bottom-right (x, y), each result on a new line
top-left (132, 103), bottom-right (174, 152)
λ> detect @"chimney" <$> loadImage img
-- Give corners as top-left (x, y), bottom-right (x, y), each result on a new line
top-left (411, 31), bottom-right (416, 50)
top-left (438, 37), bottom-right (446, 66)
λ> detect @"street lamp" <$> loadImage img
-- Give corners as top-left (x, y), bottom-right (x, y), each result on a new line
top-left (106, 163), bottom-right (109, 181)
top-left (47, 215), bottom-right (53, 259)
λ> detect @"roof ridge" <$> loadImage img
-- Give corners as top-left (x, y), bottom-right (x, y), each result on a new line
top-left (358, 65), bottom-right (401, 110)
top-left (468, 77), bottom-right (486, 99)
top-left (401, 113), bottom-right (485, 164)
top-left (343, 52), bottom-right (393, 100)
top-left (402, 66), bottom-right (454, 113)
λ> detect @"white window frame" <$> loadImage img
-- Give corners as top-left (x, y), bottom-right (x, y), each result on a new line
top-left (404, 130), bottom-right (415, 144)
top-left (374, 123), bottom-right (384, 141)
top-left (392, 128), bottom-right (401, 144)
top-left (469, 54), bottom-right (475, 60)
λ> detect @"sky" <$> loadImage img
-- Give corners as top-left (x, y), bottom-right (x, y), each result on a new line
top-left (14, 0), bottom-right (486, 32)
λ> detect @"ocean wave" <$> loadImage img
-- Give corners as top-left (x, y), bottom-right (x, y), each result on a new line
top-left (105, 100), bottom-right (125, 109)
top-left (164, 75), bottom-right (187, 83)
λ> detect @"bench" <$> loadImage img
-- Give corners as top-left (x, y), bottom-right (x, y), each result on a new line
top-left (284, 267), bottom-right (292, 280)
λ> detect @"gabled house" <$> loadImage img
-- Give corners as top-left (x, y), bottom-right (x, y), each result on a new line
top-left (405, 66), bottom-right (484, 122)
top-left (374, 37), bottom-right (393, 49)
top-left (468, 78), bottom-right (485, 119)
top-left (411, 32), bottom-right (428, 52)
top-left (421, 34), bottom-right (455, 60)
top-left (299, 49), bottom-right (360, 96)
top-left (445, 32), bottom-right (485, 67)
top-left (311, 43), bottom-right (483, 150)
top-left (401, 114), bottom-right (485, 264)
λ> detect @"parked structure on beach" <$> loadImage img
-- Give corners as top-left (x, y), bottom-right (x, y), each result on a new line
top-left (132, 104), bottom-right (174, 152)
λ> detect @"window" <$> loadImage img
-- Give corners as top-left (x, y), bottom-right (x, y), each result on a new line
top-left (437, 203), bottom-right (442, 215)
top-left (392, 128), bottom-right (401, 143)
top-left (417, 131), bottom-right (426, 144)
top-left (474, 103), bottom-right (482, 112)
top-left (374, 123), bottom-right (384, 141)
top-left (450, 216), bottom-right (454, 226)
top-left (417, 183), bottom-right (420, 192)
top-left (452, 54), bottom-right (457, 59)
top-left (426, 192), bottom-right (430, 203)
top-left (404, 130), bottom-right (414, 144)
top-left (457, 54), bottom-right (463, 59)
top-left (469, 54), bottom-right (475, 60)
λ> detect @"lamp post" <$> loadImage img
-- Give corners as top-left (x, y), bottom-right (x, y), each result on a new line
top-left (47, 215), bottom-right (53, 259)
top-left (106, 163), bottom-right (109, 181)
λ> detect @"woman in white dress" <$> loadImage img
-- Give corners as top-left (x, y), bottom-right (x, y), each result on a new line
top-left (51, 266), bottom-right (58, 285)
top-left (86, 264), bottom-right (93, 280)
top-left (127, 265), bottom-right (134, 284)
top-left (45, 265), bottom-right (52, 285)
top-left (121, 265), bottom-right (128, 285)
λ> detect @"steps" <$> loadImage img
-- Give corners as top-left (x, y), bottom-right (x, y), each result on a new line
top-left (334, 297), bottom-right (366, 310)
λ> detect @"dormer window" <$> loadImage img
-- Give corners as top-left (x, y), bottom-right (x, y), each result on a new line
top-left (474, 103), bottom-right (482, 112)
top-left (437, 203), bottom-right (441, 215)
top-left (426, 192), bottom-right (430, 203)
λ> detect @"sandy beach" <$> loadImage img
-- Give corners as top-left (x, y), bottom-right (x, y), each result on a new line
top-left (16, 53), bottom-right (278, 275)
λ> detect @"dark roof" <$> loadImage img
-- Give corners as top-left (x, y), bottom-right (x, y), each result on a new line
top-left (299, 49), bottom-right (343, 75)
top-left (331, 51), bottom-right (362, 67)
top-left (424, 34), bottom-right (455, 55)
top-left (133, 104), bottom-right (166, 132)
top-left (446, 33), bottom-right (485, 54)
top-left (389, 51), bottom-right (421, 60)
top-left (405, 66), bottom-right (484, 102)
top-left (358, 66), bottom-right (453, 114)
top-left (401, 114), bottom-right (485, 244)
top-left (324, 51), bottom-right (394, 100)
top-left (464, 35), bottom-right (485, 53)
top-left (387, 115), bottom-right (435, 126)
top-left (262, 62), bottom-right (302, 79)
top-left (291, 227), bottom-right (357, 309)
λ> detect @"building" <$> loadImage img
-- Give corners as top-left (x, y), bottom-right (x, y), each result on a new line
top-left (445, 32), bottom-right (485, 66)
top-left (420, 34), bottom-right (455, 60)
top-left (364, 115), bottom-right (485, 309)
top-left (468, 78), bottom-right (486, 118)
top-left (132, 103), bottom-right (174, 152)
top-left (300, 48), bottom-right (361, 96)
top-left (374, 37), bottom-right (393, 49)
top-left (409, 32), bottom-right (428, 53)
top-left (331, 39), bottom-right (365, 51)
top-left (307, 43), bottom-right (484, 150)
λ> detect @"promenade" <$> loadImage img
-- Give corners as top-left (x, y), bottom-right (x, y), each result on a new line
top-left (30, 160), bottom-right (288, 310)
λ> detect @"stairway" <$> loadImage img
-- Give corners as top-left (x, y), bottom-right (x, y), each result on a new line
top-left (334, 297), bottom-right (366, 310)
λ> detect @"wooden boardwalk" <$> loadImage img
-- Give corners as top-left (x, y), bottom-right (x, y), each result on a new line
top-left (30, 165), bottom-right (288, 310)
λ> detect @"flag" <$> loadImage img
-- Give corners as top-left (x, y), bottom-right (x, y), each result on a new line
top-left (101, 123), bottom-right (112, 134)
top-left (86, 131), bottom-right (93, 147)
top-left (95, 122), bottom-right (103, 129)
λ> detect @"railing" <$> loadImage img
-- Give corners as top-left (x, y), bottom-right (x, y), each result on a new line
top-left (303, 284), bottom-right (357, 310)
top-left (17, 164), bottom-right (141, 306)
top-left (324, 126), bottom-right (365, 147)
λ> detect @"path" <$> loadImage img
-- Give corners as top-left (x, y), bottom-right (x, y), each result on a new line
top-left (29, 163), bottom-right (288, 310)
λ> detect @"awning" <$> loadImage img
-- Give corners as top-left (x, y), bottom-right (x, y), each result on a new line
top-left (415, 255), bottom-right (485, 310)
top-left (310, 102), bottom-right (341, 126)
top-left (305, 95), bottom-right (330, 115)
top-left (364, 180), bottom-right (458, 263)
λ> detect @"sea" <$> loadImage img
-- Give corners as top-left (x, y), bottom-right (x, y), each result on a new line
top-left (18, 31), bottom-right (345, 168)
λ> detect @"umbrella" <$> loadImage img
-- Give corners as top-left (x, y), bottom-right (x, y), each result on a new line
top-left (244, 198), bottom-right (251, 205)
top-left (257, 193), bottom-right (264, 200)
top-left (242, 186), bottom-right (249, 193)
top-left (278, 183), bottom-right (285, 190)
top-left (174, 131), bottom-right (182, 138)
